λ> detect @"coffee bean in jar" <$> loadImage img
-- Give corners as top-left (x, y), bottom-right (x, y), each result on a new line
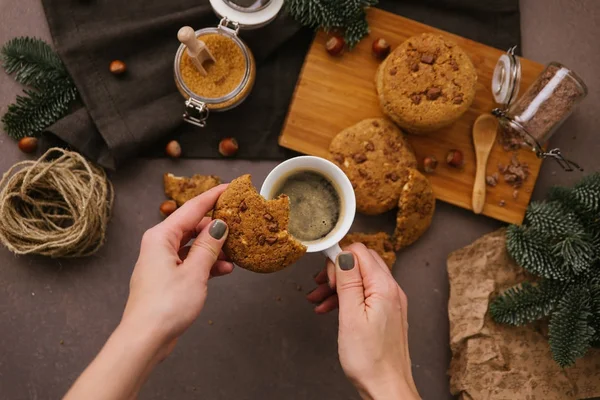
top-left (492, 58), bottom-right (587, 170)
top-left (174, 21), bottom-right (256, 126)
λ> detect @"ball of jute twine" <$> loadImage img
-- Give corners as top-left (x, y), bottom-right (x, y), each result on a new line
top-left (0, 148), bottom-right (114, 258)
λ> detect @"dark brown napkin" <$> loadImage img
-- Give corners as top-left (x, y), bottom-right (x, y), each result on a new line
top-left (41, 0), bottom-right (520, 170)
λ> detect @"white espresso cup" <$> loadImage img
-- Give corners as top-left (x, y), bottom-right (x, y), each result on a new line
top-left (260, 156), bottom-right (356, 263)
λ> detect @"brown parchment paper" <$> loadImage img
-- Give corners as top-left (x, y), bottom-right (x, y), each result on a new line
top-left (447, 228), bottom-right (600, 400)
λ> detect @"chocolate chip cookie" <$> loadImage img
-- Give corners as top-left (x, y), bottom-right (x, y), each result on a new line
top-left (164, 173), bottom-right (221, 206)
top-left (376, 33), bottom-right (477, 134)
top-left (340, 232), bottom-right (396, 269)
top-left (213, 174), bottom-right (306, 273)
top-left (329, 118), bottom-right (417, 215)
top-left (394, 168), bottom-right (436, 250)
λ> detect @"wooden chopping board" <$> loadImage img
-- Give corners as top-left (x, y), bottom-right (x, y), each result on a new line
top-left (278, 8), bottom-right (545, 225)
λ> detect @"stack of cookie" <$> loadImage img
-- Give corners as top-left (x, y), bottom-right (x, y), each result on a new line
top-left (331, 33), bottom-right (478, 266)
top-left (329, 118), bottom-right (436, 256)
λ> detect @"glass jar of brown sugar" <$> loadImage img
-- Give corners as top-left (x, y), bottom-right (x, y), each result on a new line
top-left (173, 0), bottom-right (283, 127)
top-left (492, 49), bottom-right (588, 171)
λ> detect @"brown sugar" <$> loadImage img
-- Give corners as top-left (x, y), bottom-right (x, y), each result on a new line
top-left (179, 34), bottom-right (246, 99)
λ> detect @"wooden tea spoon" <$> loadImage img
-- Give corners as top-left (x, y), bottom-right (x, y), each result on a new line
top-left (177, 26), bottom-right (216, 76)
top-left (472, 113), bottom-right (499, 214)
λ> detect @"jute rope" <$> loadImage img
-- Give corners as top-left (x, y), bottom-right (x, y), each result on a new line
top-left (0, 148), bottom-right (114, 258)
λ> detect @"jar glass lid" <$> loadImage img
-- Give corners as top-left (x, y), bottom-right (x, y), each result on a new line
top-left (210, 0), bottom-right (283, 29)
top-left (492, 46), bottom-right (521, 108)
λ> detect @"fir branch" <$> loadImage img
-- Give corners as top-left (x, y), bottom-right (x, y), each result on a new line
top-left (506, 225), bottom-right (572, 281)
top-left (1, 81), bottom-right (77, 139)
top-left (549, 286), bottom-right (595, 368)
top-left (284, 0), bottom-right (377, 48)
top-left (1, 37), bottom-right (70, 89)
top-left (490, 280), bottom-right (568, 326)
top-left (525, 201), bottom-right (585, 239)
top-left (1, 37), bottom-right (78, 140)
top-left (554, 233), bottom-right (596, 275)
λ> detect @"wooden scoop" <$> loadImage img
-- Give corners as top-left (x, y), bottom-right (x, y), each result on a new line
top-left (472, 113), bottom-right (499, 214)
top-left (177, 26), bottom-right (216, 76)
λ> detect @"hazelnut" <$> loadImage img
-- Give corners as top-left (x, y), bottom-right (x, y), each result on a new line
top-left (109, 60), bottom-right (127, 75)
top-left (325, 36), bottom-right (344, 56)
top-left (165, 140), bottom-right (182, 158)
top-left (18, 137), bottom-right (38, 154)
top-left (372, 38), bottom-right (391, 59)
top-left (218, 137), bottom-right (238, 157)
top-left (160, 200), bottom-right (177, 217)
top-left (446, 149), bottom-right (464, 168)
top-left (423, 156), bottom-right (438, 173)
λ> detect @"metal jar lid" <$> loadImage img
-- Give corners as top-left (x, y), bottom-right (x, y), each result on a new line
top-left (492, 46), bottom-right (521, 108)
top-left (209, 0), bottom-right (283, 29)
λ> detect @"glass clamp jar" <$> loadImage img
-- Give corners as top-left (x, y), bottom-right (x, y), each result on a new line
top-left (173, 0), bottom-right (283, 127)
top-left (491, 48), bottom-right (588, 172)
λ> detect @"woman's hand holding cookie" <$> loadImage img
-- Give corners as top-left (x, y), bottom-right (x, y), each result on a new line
top-left (308, 244), bottom-right (420, 400)
top-left (122, 184), bottom-right (234, 360)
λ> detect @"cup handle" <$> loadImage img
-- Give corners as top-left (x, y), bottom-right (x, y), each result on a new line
top-left (323, 243), bottom-right (342, 264)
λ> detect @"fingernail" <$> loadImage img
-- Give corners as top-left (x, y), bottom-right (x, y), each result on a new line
top-left (337, 252), bottom-right (354, 271)
top-left (306, 288), bottom-right (316, 295)
top-left (209, 219), bottom-right (227, 239)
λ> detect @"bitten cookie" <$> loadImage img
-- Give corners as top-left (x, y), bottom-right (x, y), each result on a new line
top-left (164, 173), bottom-right (221, 206)
top-left (340, 232), bottom-right (396, 269)
top-left (394, 169), bottom-right (436, 250)
top-left (376, 33), bottom-right (477, 134)
top-left (329, 118), bottom-right (417, 215)
top-left (213, 174), bottom-right (307, 273)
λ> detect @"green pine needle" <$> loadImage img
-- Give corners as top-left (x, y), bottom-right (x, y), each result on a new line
top-left (1, 37), bottom-right (69, 89)
top-left (497, 173), bottom-right (600, 367)
top-left (549, 286), bottom-right (595, 368)
top-left (1, 37), bottom-right (78, 139)
top-left (506, 225), bottom-right (572, 280)
top-left (490, 280), bottom-right (567, 326)
top-left (285, 0), bottom-right (377, 48)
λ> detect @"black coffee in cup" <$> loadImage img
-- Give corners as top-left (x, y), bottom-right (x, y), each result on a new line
top-left (273, 171), bottom-right (340, 242)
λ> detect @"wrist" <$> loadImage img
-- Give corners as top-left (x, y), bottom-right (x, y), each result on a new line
top-left (356, 373), bottom-right (420, 400)
top-left (114, 318), bottom-right (166, 365)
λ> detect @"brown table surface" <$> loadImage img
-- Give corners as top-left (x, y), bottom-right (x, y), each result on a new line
top-left (1, 1), bottom-right (599, 399)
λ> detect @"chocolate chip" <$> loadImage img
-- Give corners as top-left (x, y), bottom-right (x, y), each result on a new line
top-left (449, 59), bottom-right (459, 71)
top-left (372, 121), bottom-right (380, 127)
top-left (333, 154), bottom-right (344, 164)
top-left (233, 216), bottom-right (241, 223)
top-left (239, 200), bottom-right (247, 211)
top-left (513, 190), bottom-right (519, 200)
top-left (358, 168), bottom-right (368, 178)
top-left (263, 212), bottom-right (273, 221)
top-left (485, 175), bottom-right (498, 187)
top-left (410, 62), bottom-right (419, 72)
top-left (353, 153), bottom-right (367, 163)
top-left (410, 94), bottom-right (422, 105)
top-left (453, 95), bottom-right (463, 104)
top-left (365, 141), bottom-right (375, 151)
top-left (266, 236), bottom-right (278, 245)
top-left (383, 240), bottom-right (393, 252)
top-left (426, 87), bottom-right (442, 100)
top-left (258, 234), bottom-right (266, 245)
top-left (420, 53), bottom-right (435, 64)
top-left (268, 222), bottom-right (279, 232)
top-left (389, 67), bottom-right (397, 76)
top-left (386, 172), bottom-right (399, 182)
top-left (499, 200), bottom-right (506, 207)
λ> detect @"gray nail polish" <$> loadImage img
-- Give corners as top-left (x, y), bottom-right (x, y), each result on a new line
top-left (209, 219), bottom-right (227, 239)
top-left (337, 253), bottom-right (355, 271)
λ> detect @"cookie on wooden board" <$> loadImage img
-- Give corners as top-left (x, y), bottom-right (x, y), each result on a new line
top-left (376, 33), bottom-right (477, 134)
top-left (329, 118), bottom-right (417, 215)
top-left (340, 232), bottom-right (396, 269)
top-left (394, 168), bottom-right (436, 250)
top-left (213, 174), bottom-right (306, 273)
top-left (164, 173), bottom-right (221, 206)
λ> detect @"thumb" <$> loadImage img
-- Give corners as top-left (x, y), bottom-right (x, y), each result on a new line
top-left (183, 219), bottom-right (228, 280)
top-left (335, 251), bottom-right (365, 315)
